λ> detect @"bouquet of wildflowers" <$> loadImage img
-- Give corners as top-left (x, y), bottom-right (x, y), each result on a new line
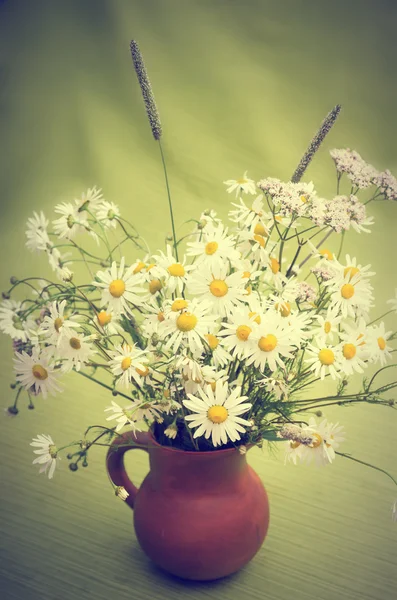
top-left (2, 41), bottom-right (396, 517)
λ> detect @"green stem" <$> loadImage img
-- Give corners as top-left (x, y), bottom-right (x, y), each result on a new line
top-left (336, 452), bottom-right (397, 487)
top-left (158, 140), bottom-right (179, 261)
top-left (367, 309), bottom-right (394, 326)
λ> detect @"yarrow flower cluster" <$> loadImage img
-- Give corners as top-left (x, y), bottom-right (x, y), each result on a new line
top-left (2, 121), bottom-right (396, 520)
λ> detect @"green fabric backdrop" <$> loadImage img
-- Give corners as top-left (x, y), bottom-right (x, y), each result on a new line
top-left (0, 1), bottom-right (396, 599)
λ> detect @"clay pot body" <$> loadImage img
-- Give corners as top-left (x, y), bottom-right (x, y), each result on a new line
top-left (106, 430), bottom-right (269, 581)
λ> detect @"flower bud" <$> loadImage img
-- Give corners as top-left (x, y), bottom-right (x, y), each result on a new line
top-left (2, 291), bottom-right (10, 300)
top-left (7, 406), bottom-right (18, 415)
top-left (69, 463), bottom-right (78, 472)
top-left (10, 276), bottom-right (18, 285)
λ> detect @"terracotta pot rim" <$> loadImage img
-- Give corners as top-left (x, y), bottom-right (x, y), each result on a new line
top-left (147, 429), bottom-right (253, 456)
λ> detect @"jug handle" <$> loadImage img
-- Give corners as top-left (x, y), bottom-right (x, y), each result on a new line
top-left (106, 430), bottom-right (150, 509)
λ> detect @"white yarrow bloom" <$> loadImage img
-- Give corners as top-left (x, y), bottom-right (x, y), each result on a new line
top-left (94, 258), bottom-right (145, 316)
top-left (14, 347), bottom-right (62, 398)
top-left (183, 380), bottom-right (252, 447)
top-left (30, 434), bottom-right (59, 479)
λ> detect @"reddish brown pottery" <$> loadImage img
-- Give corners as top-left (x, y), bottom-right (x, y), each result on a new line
top-left (106, 430), bottom-right (270, 581)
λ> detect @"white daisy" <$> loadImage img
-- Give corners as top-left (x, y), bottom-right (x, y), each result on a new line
top-left (245, 311), bottom-right (295, 372)
top-left (187, 264), bottom-right (248, 318)
top-left (299, 418), bottom-right (345, 466)
top-left (183, 380), bottom-right (252, 447)
top-left (30, 434), bottom-right (59, 479)
top-left (47, 247), bottom-right (74, 282)
top-left (108, 343), bottom-right (149, 388)
top-left (339, 331), bottom-right (367, 375)
top-left (151, 246), bottom-right (193, 294)
top-left (332, 255), bottom-right (375, 282)
top-left (95, 310), bottom-right (122, 336)
top-left (104, 401), bottom-right (141, 433)
top-left (202, 333), bottom-right (232, 368)
top-left (186, 223), bottom-right (240, 269)
top-left (94, 258), bottom-right (145, 316)
top-left (160, 298), bottom-right (216, 354)
top-left (39, 300), bottom-right (80, 345)
top-left (326, 271), bottom-right (373, 319)
top-left (53, 202), bottom-right (96, 240)
top-left (57, 331), bottom-right (96, 372)
top-left (236, 228), bottom-right (271, 267)
top-left (75, 186), bottom-right (104, 210)
top-left (25, 211), bottom-right (50, 252)
top-left (311, 306), bottom-right (342, 344)
top-left (219, 306), bottom-right (261, 358)
top-left (229, 195), bottom-right (268, 229)
top-left (366, 322), bottom-right (393, 366)
top-left (224, 171), bottom-right (256, 197)
top-left (14, 347), bottom-right (62, 398)
top-left (0, 299), bottom-right (35, 342)
top-left (164, 423), bottom-right (178, 439)
top-left (305, 341), bottom-right (342, 380)
top-left (94, 201), bottom-right (120, 228)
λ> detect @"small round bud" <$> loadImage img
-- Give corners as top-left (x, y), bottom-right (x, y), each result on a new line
top-left (197, 221), bottom-right (206, 230)
top-left (82, 457), bottom-right (88, 467)
top-left (28, 403), bottom-right (35, 410)
top-left (69, 463), bottom-right (78, 472)
top-left (203, 209), bottom-right (211, 216)
top-left (10, 276), bottom-right (18, 285)
top-left (67, 453), bottom-right (73, 460)
top-left (165, 234), bottom-right (173, 242)
top-left (2, 291), bottom-right (10, 300)
top-left (10, 383), bottom-right (17, 389)
top-left (7, 406), bottom-right (19, 415)
top-left (315, 410), bottom-right (323, 417)
top-left (112, 390), bottom-right (118, 397)
top-left (342, 379), bottom-right (348, 386)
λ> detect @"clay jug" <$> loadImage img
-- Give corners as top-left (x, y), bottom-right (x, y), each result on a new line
top-left (106, 430), bottom-right (270, 581)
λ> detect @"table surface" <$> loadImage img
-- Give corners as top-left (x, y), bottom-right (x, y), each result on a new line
top-left (0, 1), bottom-right (396, 599)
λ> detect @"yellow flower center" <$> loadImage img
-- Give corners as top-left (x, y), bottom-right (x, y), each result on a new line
top-left (121, 357), bottom-right (132, 371)
top-left (344, 266), bottom-right (360, 280)
top-left (324, 321), bottom-right (332, 334)
top-left (341, 283), bottom-right (355, 299)
top-left (270, 257), bottom-right (280, 274)
top-left (69, 337), bottom-right (81, 350)
top-left (320, 248), bottom-right (333, 260)
top-left (242, 271), bottom-right (251, 279)
top-left (136, 366), bottom-right (149, 377)
top-left (97, 311), bottom-right (112, 326)
top-left (168, 263), bottom-right (185, 277)
top-left (254, 222), bottom-right (267, 236)
top-left (236, 178), bottom-right (247, 184)
top-left (309, 433), bottom-right (323, 448)
top-left (245, 285), bottom-right (252, 295)
top-left (207, 405), bottom-right (228, 423)
top-left (275, 215), bottom-right (282, 222)
top-left (205, 241), bottom-right (218, 255)
top-left (171, 299), bottom-right (188, 312)
top-left (54, 317), bottom-right (63, 332)
top-left (275, 302), bottom-right (291, 317)
top-left (32, 364), bottom-right (48, 380)
top-left (209, 279), bottom-right (228, 297)
top-left (149, 279), bottom-right (162, 295)
top-left (253, 234), bottom-right (266, 248)
top-left (249, 311), bottom-right (261, 324)
top-left (343, 343), bottom-right (356, 359)
top-left (163, 389), bottom-right (170, 398)
top-left (109, 279), bottom-right (125, 298)
top-left (133, 261), bottom-right (146, 274)
top-left (157, 311), bottom-right (165, 322)
top-left (258, 334), bottom-right (278, 352)
top-left (378, 337), bottom-right (386, 350)
top-left (176, 312), bottom-right (198, 332)
top-left (236, 325), bottom-right (252, 341)
top-left (318, 348), bottom-right (335, 365)
top-left (290, 441), bottom-right (301, 449)
top-left (205, 334), bottom-right (219, 350)
top-left (300, 194), bottom-right (308, 204)
top-left (146, 263), bottom-right (155, 271)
